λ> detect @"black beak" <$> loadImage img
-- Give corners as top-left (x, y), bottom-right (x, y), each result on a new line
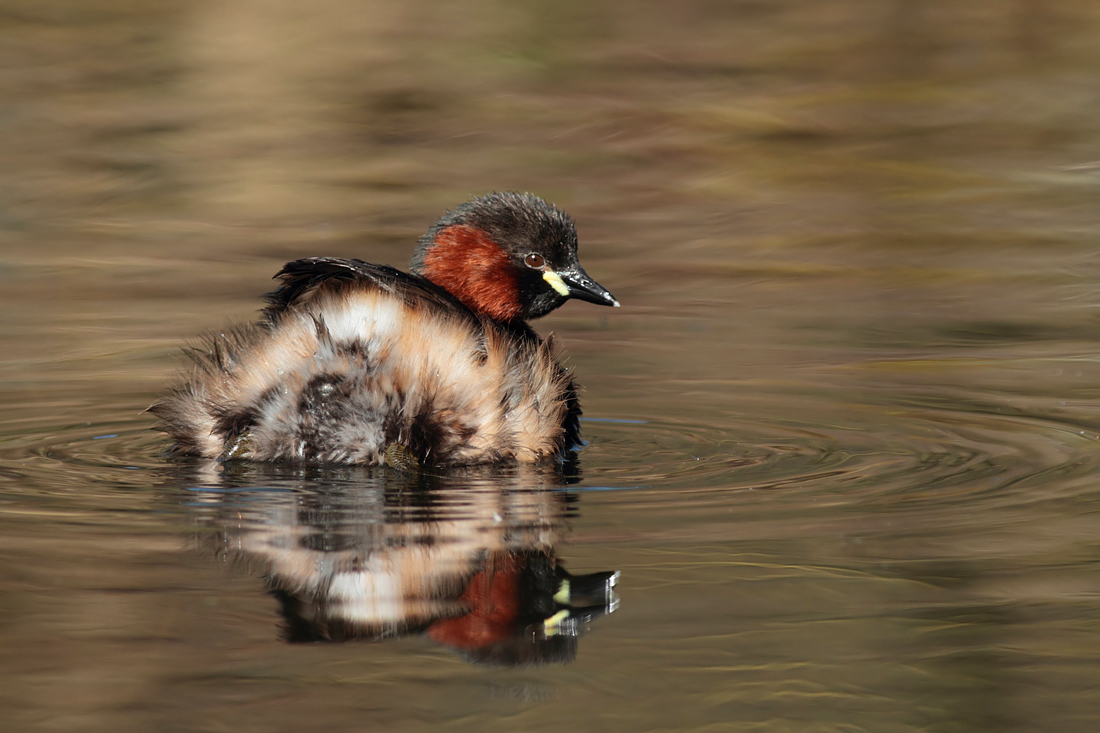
top-left (559, 267), bottom-right (620, 308)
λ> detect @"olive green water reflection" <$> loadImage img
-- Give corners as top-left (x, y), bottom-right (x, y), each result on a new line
top-left (4, 0), bottom-right (1100, 730)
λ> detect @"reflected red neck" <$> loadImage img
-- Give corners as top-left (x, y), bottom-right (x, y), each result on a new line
top-left (418, 225), bottom-right (522, 321)
top-left (425, 553), bottom-right (524, 650)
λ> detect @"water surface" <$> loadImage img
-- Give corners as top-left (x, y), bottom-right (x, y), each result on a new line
top-left (3, 1), bottom-right (1100, 731)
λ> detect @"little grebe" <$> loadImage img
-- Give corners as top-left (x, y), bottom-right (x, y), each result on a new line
top-left (151, 192), bottom-right (618, 467)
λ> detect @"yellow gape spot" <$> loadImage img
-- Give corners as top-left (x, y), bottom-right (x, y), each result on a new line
top-left (543, 270), bottom-right (570, 296)
top-left (542, 609), bottom-right (571, 635)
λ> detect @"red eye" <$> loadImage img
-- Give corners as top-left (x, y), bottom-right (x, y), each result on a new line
top-left (524, 253), bottom-right (545, 269)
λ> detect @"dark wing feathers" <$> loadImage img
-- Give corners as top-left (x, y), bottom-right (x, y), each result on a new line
top-left (262, 257), bottom-right (474, 323)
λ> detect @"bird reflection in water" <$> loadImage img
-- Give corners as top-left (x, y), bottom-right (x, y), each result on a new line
top-left (182, 460), bottom-right (619, 667)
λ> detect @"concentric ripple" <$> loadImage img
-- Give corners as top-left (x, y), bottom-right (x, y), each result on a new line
top-left (573, 384), bottom-right (1100, 527)
top-left (1, 381), bottom-right (1098, 533)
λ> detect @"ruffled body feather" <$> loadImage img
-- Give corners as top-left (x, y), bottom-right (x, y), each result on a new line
top-left (152, 259), bottom-right (580, 466)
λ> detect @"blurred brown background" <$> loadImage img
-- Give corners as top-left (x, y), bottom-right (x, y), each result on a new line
top-left (4, 1), bottom-right (1100, 731)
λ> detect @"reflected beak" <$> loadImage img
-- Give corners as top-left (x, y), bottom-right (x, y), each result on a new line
top-left (551, 267), bottom-right (620, 308)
